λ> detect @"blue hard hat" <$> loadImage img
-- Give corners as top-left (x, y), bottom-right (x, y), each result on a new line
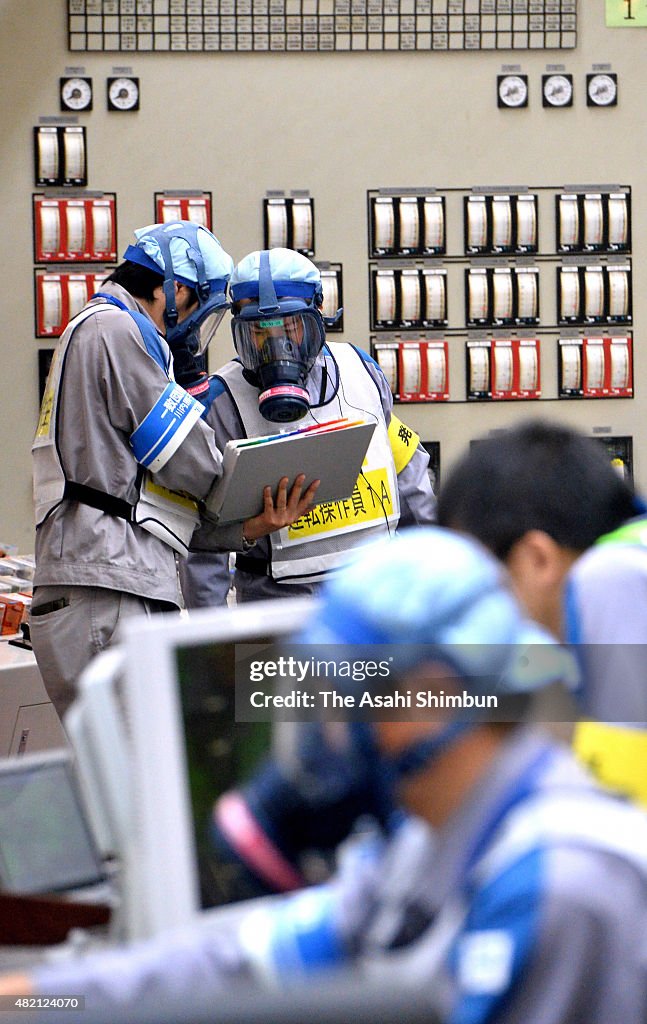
top-left (125, 221), bottom-right (234, 292)
top-left (230, 248), bottom-right (323, 308)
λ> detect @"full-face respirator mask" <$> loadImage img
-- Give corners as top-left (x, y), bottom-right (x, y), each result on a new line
top-left (230, 250), bottom-right (339, 423)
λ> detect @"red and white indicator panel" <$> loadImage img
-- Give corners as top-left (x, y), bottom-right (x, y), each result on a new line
top-left (558, 336), bottom-right (633, 398)
top-left (154, 193), bottom-right (212, 230)
top-left (467, 338), bottom-right (541, 400)
top-left (35, 269), bottom-right (112, 337)
top-left (373, 339), bottom-right (449, 402)
top-left (33, 194), bottom-right (117, 263)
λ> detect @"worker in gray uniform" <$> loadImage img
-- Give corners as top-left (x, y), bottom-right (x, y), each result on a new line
top-left (4, 527), bottom-right (647, 1024)
top-left (564, 517), bottom-right (647, 808)
top-left (30, 223), bottom-right (317, 716)
top-left (181, 247), bottom-right (436, 606)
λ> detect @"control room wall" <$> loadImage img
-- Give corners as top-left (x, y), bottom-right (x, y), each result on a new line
top-left (0, 3), bottom-right (642, 549)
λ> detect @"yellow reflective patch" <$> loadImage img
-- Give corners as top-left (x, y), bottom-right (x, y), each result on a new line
top-left (286, 467), bottom-right (394, 540)
top-left (388, 415), bottom-right (420, 475)
top-left (145, 479), bottom-right (199, 512)
top-left (35, 390), bottom-right (54, 439)
top-left (35, 351), bottom-right (58, 439)
top-left (573, 721), bottom-right (647, 808)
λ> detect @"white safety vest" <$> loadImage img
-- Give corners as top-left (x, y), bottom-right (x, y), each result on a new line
top-left (216, 344), bottom-right (400, 583)
top-left (32, 303), bottom-right (202, 556)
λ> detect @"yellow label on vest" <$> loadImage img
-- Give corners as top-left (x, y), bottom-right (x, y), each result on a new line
top-left (286, 467), bottom-right (394, 541)
top-left (144, 479), bottom-right (199, 512)
top-left (573, 721), bottom-right (647, 808)
top-left (388, 415), bottom-right (420, 475)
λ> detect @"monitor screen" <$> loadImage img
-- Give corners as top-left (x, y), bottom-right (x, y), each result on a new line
top-left (117, 597), bottom-right (316, 939)
top-left (0, 750), bottom-right (105, 895)
top-left (174, 637), bottom-right (273, 909)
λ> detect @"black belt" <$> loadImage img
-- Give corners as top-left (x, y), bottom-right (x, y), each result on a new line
top-left (235, 554), bottom-right (270, 577)
top-left (64, 481), bottom-right (135, 521)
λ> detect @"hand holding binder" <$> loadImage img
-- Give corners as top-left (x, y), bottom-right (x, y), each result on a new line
top-left (205, 419), bottom-right (376, 525)
top-left (242, 472), bottom-right (321, 542)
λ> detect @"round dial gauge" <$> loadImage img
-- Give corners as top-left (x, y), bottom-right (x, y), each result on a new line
top-left (60, 76), bottom-right (93, 112)
top-left (497, 74), bottom-right (529, 109)
top-left (587, 73), bottom-right (618, 108)
top-left (542, 73), bottom-right (573, 108)
top-left (107, 76), bottom-right (140, 112)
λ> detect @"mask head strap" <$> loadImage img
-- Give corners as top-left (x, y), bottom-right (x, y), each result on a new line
top-left (257, 251), bottom-right (281, 315)
top-left (183, 227), bottom-right (210, 303)
top-left (136, 222), bottom-right (212, 330)
top-left (151, 228), bottom-right (179, 330)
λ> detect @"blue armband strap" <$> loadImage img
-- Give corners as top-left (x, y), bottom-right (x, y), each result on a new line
top-left (238, 886), bottom-right (349, 984)
top-left (130, 382), bottom-right (204, 472)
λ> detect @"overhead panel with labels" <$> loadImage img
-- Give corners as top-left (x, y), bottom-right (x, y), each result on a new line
top-left (66, 1), bottom-right (578, 54)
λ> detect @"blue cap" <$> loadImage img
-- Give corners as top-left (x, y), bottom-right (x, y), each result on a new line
top-left (298, 527), bottom-right (577, 693)
top-left (124, 221), bottom-right (234, 290)
top-left (230, 248), bottom-right (322, 305)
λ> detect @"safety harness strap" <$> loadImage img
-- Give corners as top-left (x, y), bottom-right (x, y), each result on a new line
top-left (63, 481), bottom-right (135, 521)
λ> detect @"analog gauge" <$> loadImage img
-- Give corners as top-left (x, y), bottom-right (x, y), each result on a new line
top-left (60, 76), bottom-right (93, 112)
top-left (542, 73), bottom-right (573, 108)
top-left (497, 74), bottom-right (529, 109)
top-left (586, 72), bottom-right (618, 108)
top-left (107, 76), bottom-right (140, 112)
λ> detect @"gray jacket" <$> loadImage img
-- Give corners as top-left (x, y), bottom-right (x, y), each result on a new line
top-left (33, 282), bottom-right (241, 606)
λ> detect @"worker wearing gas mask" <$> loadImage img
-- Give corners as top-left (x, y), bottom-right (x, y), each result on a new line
top-left (31, 224), bottom-right (316, 717)
top-left (7, 529), bottom-right (647, 1024)
top-left (182, 248), bottom-right (436, 605)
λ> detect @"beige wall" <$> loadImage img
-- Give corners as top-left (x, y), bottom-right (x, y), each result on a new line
top-left (1, 2), bottom-right (644, 551)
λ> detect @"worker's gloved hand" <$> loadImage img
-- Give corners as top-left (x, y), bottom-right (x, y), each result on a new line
top-left (204, 752), bottom-right (389, 905)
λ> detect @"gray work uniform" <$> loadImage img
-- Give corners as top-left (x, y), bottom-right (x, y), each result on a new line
top-left (31, 281), bottom-right (242, 715)
top-left (564, 525), bottom-right (647, 808)
top-left (181, 343), bottom-right (437, 606)
top-left (566, 534), bottom-right (647, 722)
top-left (32, 727), bottom-right (647, 1022)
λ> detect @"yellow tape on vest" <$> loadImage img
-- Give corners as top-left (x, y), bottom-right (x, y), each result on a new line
top-left (573, 721), bottom-right (647, 808)
top-left (144, 479), bottom-right (199, 513)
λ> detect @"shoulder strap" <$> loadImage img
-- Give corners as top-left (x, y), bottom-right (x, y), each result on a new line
top-left (93, 293), bottom-right (170, 373)
top-left (474, 788), bottom-right (647, 888)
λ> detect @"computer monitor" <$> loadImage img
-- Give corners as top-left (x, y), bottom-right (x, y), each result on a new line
top-left (66, 647), bottom-right (133, 864)
top-left (0, 749), bottom-right (106, 896)
top-left (111, 597), bottom-right (316, 940)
